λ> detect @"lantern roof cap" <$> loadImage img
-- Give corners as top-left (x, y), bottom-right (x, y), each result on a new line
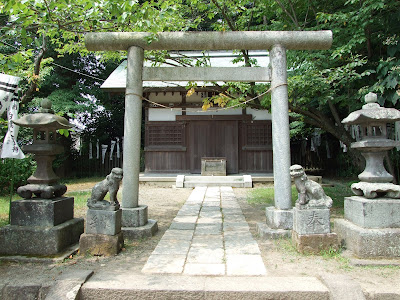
top-left (342, 93), bottom-right (400, 125)
top-left (13, 99), bottom-right (73, 130)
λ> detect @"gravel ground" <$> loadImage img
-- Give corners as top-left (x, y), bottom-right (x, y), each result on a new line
top-left (0, 183), bottom-right (399, 298)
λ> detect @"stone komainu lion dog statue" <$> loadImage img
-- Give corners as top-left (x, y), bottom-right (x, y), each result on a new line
top-left (290, 164), bottom-right (332, 209)
top-left (87, 168), bottom-right (123, 210)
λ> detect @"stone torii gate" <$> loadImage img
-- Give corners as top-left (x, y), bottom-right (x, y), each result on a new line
top-left (85, 31), bottom-right (332, 238)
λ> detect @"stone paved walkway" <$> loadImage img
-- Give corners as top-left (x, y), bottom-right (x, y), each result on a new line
top-left (142, 186), bottom-right (267, 276)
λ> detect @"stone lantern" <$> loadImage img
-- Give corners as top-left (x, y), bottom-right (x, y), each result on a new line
top-left (0, 98), bottom-right (84, 257)
top-left (335, 92), bottom-right (400, 258)
top-left (13, 98), bottom-right (72, 199)
top-left (342, 92), bottom-right (400, 198)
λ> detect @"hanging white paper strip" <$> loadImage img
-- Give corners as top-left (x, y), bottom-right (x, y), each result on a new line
top-left (101, 144), bottom-right (108, 164)
top-left (340, 141), bottom-right (347, 153)
top-left (110, 140), bottom-right (116, 160)
top-left (325, 140), bottom-right (331, 158)
top-left (116, 137), bottom-right (120, 159)
top-left (89, 142), bottom-right (93, 159)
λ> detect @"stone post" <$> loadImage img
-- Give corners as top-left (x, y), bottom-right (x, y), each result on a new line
top-left (257, 44), bottom-right (293, 238)
top-left (122, 46), bottom-right (143, 209)
top-left (120, 46), bottom-right (158, 239)
top-left (270, 44), bottom-right (292, 210)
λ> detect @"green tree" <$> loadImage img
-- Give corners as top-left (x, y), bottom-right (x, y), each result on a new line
top-left (0, 0), bottom-right (200, 107)
top-left (188, 0), bottom-right (399, 169)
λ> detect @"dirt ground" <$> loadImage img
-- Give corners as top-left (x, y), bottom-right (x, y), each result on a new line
top-left (0, 182), bottom-right (399, 297)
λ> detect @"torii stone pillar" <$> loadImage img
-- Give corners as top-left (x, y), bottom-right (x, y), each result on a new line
top-left (262, 44), bottom-right (294, 236)
top-left (120, 46), bottom-right (158, 239)
top-left (85, 31), bottom-right (332, 238)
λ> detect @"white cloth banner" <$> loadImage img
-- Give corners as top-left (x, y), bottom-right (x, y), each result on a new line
top-left (0, 74), bottom-right (19, 116)
top-left (110, 140), bottom-right (116, 160)
top-left (1, 74), bottom-right (24, 159)
top-left (1, 100), bottom-right (25, 159)
top-left (101, 144), bottom-right (108, 164)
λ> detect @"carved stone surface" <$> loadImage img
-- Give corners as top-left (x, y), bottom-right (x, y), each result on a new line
top-left (344, 196), bottom-right (400, 228)
top-left (10, 197), bottom-right (73, 227)
top-left (351, 182), bottom-right (400, 199)
top-left (86, 209), bottom-right (122, 236)
top-left (293, 206), bottom-right (331, 235)
top-left (290, 164), bottom-right (332, 209)
top-left (79, 232), bottom-right (124, 256)
top-left (87, 168), bottom-right (123, 210)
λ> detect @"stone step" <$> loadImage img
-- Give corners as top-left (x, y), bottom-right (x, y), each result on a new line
top-left (80, 274), bottom-right (331, 300)
top-left (179, 175), bottom-right (252, 188)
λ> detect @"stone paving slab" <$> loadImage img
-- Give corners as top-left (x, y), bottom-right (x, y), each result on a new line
top-left (142, 254), bottom-right (187, 274)
top-left (161, 230), bottom-right (194, 241)
top-left (226, 254), bottom-right (267, 276)
top-left (191, 235), bottom-right (223, 247)
top-left (142, 186), bottom-right (267, 276)
top-left (81, 274), bottom-right (330, 299)
top-left (184, 263), bottom-right (226, 276)
top-left (152, 239), bottom-right (191, 255)
top-left (187, 247), bottom-right (225, 263)
top-left (169, 222), bottom-right (196, 230)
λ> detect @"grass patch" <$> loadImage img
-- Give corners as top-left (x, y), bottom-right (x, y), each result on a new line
top-left (247, 186), bottom-right (298, 206)
top-left (323, 180), bottom-right (353, 216)
top-left (61, 176), bottom-right (104, 185)
top-left (65, 190), bottom-right (91, 211)
top-left (247, 179), bottom-right (352, 216)
top-left (0, 194), bottom-right (11, 227)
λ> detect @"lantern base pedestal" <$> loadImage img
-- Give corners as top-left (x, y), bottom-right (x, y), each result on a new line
top-left (17, 184), bottom-right (67, 199)
top-left (351, 182), bottom-right (400, 199)
top-left (334, 218), bottom-right (400, 258)
top-left (0, 196), bottom-right (83, 256)
top-left (0, 218), bottom-right (84, 256)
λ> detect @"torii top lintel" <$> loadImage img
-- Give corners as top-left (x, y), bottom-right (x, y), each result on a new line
top-left (85, 31), bottom-right (332, 51)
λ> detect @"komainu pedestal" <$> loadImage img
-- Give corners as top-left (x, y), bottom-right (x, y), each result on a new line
top-left (290, 165), bottom-right (338, 254)
top-left (292, 205), bottom-right (338, 254)
top-left (79, 209), bottom-right (124, 256)
top-left (79, 168), bottom-right (124, 256)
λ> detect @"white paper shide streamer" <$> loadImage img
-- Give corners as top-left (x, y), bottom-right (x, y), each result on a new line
top-left (110, 140), bottom-right (116, 160)
top-left (101, 144), bottom-right (108, 164)
top-left (0, 74), bottom-right (24, 159)
top-left (89, 142), bottom-right (93, 159)
top-left (116, 137), bottom-right (120, 159)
